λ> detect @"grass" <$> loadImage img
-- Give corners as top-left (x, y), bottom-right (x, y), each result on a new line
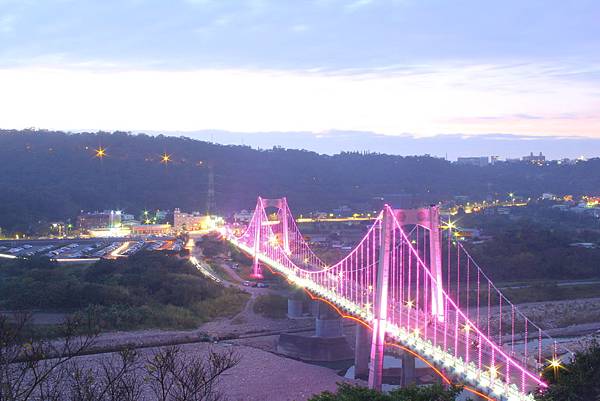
top-left (253, 294), bottom-right (288, 319)
top-left (192, 288), bottom-right (250, 321)
top-left (502, 283), bottom-right (600, 304)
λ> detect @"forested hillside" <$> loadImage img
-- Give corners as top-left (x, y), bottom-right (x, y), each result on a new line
top-left (1, 129), bottom-right (599, 232)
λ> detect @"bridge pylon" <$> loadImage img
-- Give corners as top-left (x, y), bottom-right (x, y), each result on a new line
top-left (252, 197), bottom-right (292, 278)
top-left (394, 206), bottom-right (445, 322)
top-left (368, 205), bottom-right (393, 390)
top-left (251, 198), bottom-right (263, 279)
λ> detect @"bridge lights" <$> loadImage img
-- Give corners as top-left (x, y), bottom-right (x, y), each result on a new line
top-left (547, 358), bottom-right (563, 379)
top-left (488, 365), bottom-right (499, 380)
top-left (441, 219), bottom-right (457, 231)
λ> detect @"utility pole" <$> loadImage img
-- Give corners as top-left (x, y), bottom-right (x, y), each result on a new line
top-left (206, 163), bottom-right (216, 215)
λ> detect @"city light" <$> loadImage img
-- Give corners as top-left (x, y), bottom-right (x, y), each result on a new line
top-left (161, 152), bottom-right (171, 164)
top-left (95, 146), bottom-right (106, 159)
top-left (441, 219), bottom-right (457, 230)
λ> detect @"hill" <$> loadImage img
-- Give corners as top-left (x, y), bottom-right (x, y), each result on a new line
top-left (1, 129), bottom-right (599, 233)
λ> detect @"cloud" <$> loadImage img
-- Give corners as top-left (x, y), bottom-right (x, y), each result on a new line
top-left (345, 0), bottom-right (374, 11)
top-left (291, 24), bottom-right (309, 32)
top-left (0, 14), bottom-right (15, 33)
top-left (1, 63), bottom-right (599, 140)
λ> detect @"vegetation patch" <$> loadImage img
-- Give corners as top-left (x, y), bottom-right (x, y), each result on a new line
top-left (253, 294), bottom-right (288, 319)
top-left (309, 383), bottom-right (463, 401)
top-left (0, 253), bottom-right (249, 334)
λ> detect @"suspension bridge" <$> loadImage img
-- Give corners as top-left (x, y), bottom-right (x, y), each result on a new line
top-left (224, 197), bottom-right (569, 401)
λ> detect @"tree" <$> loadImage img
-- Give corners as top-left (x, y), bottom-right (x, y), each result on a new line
top-left (65, 348), bottom-right (142, 401)
top-left (536, 341), bottom-right (600, 401)
top-left (0, 312), bottom-right (99, 401)
top-left (309, 383), bottom-right (465, 401)
top-left (0, 313), bottom-right (240, 401)
top-left (147, 346), bottom-right (239, 401)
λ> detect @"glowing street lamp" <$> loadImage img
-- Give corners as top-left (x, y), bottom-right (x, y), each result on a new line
top-left (161, 152), bottom-right (171, 164)
top-left (488, 365), bottom-right (499, 380)
top-left (441, 219), bottom-right (457, 231)
top-left (95, 147), bottom-right (106, 159)
top-left (547, 358), bottom-right (563, 379)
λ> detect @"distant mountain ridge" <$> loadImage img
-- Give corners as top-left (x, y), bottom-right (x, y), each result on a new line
top-left (143, 129), bottom-right (600, 160)
top-left (0, 129), bottom-right (599, 233)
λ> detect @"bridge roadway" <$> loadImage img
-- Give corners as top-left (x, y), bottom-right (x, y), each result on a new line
top-left (228, 235), bottom-right (539, 401)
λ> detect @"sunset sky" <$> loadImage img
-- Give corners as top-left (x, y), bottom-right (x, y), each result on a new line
top-left (1, 0), bottom-right (599, 149)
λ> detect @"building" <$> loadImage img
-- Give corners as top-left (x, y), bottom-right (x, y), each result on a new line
top-left (456, 156), bottom-right (489, 167)
top-left (77, 210), bottom-right (124, 230)
top-left (131, 224), bottom-right (171, 236)
top-left (173, 208), bottom-right (219, 231)
top-left (233, 209), bottom-right (253, 223)
top-left (522, 152), bottom-right (545, 164)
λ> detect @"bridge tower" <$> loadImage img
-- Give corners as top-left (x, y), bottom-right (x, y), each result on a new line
top-left (394, 206), bottom-right (444, 321)
top-left (252, 197), bottom-right (291, 278)
top-left (252, 205), bottom-right (262, 278)
top-left (368, 206), bottom-right (393, 390)
top-left (368, 205), bottom-right (445, 390)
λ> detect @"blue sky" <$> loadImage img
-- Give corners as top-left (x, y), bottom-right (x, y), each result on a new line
top-left (1, 0), bottom-right (599, 156)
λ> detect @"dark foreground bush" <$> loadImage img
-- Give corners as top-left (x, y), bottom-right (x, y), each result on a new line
top-left (309, 383), bottom-right (465, 401)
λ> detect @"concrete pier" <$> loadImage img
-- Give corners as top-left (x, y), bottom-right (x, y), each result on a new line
top-left (354, 323), bottom-right (371, 379)
top-left (400, 352), bottom-right (416, 386)
top-left (287, 298), bottom-right (303, 318)
top-left (315, 301), bottom-right (343, 337)
top-left (277, 300), bottom-right (353, 362)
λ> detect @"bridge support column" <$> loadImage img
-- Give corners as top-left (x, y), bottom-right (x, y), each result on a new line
top-left (400, 352), bottom-right (416, 387)
top-left (287, 298), bottom-right (303, 318)
top-left (368, 206), bottom-right (392, 391)
top-left (315, 302), bottom-right (343, 337)
top-left (429, 207), bottom-right (444, 321)
top-left (354, 323), bottom-right (371, 379)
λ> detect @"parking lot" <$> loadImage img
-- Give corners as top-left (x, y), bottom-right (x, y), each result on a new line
top-left (0, 237), bottom-right (184, 261)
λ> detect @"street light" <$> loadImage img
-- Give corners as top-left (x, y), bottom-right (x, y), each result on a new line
top-left (95, 147), bottom-right (106, 159)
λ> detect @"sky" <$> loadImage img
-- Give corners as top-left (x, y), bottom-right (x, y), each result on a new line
top-left (1, 0), bottom-right (600, 157)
